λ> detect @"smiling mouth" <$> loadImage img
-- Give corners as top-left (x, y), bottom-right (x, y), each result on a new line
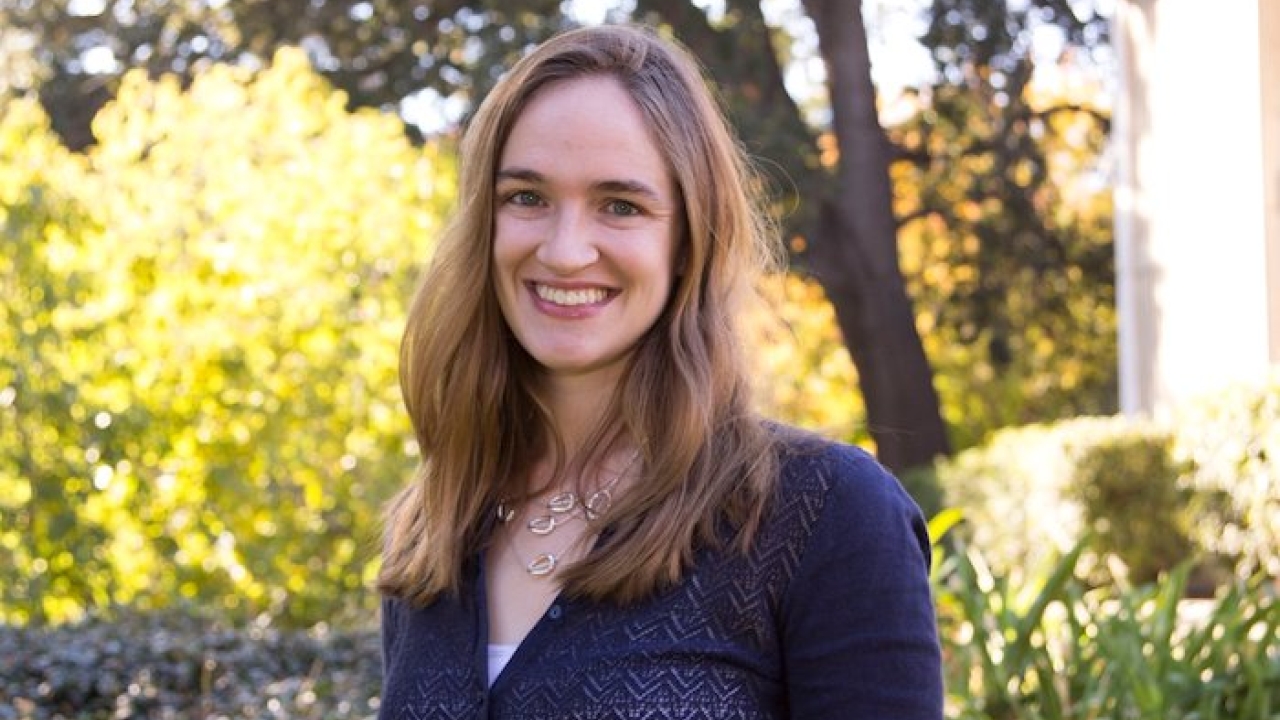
top-left (533, 283), bottom-right (611, 307)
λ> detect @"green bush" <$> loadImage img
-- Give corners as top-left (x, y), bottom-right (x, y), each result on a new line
top-left (1174, 374), bottom-right (1280, 579)
top-left (0, 54), bottom-right (454, 626)
top-left (935, 377), bottom-right (1280, 589)
top-left (931, 417), bottom-right (1120, 582)
top-left (0, 607), bottom-right (381, 719)
top-left (1068, 427), bottom-right (1194, 585)
top-left (898, 462), bottom-right (947, 521)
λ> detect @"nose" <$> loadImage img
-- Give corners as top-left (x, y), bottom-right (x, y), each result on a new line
top-left (535, 206), bottom-right (598, 273)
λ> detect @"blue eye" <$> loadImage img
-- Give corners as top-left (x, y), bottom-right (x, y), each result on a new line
top-left (606, 200), bottom-right (640, 216)
top-left (508, 190), bottom-right (542, 206)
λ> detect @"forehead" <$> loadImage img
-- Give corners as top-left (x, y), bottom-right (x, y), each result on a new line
top-left (499, 75), bottom-right (674, 189)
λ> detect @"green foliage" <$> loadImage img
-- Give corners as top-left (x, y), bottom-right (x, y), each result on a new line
top-left (894, 0), bottom-right (1116, 451)
top-left (934, 528), bottom-right (1280, 720)
top-left (1, 604), bottom-right (382, 718)
top-left (936, 376), bottom-right (1280, 592)
top-left (0, 93), bottom-right (103, 625)
top-left (897, 463), bottom-right (947, 522)
top-left (1174, 374), bottom-right (1280, 579)
top-left (748, 273), bottom-right (946, 515)
top-left (932, 418), bottom-right (1106, 580)
top-left (0, 50), bottom-right (454, 626)
top-left (1069, 429), bottom-right (1194, 586)
top-left (934, 416), bottom-right (1193, 589)
top-left (748, 273), bottom-right (868, 447)
top-left (0, 0), bottom-right (571, 148)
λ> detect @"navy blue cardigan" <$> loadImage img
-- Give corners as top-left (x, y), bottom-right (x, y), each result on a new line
top-left (379, 433), bottom-right (943, 719)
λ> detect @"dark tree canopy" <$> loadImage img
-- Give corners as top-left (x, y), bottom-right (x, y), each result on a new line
top-left (2, 0), bottom-right (571, 148)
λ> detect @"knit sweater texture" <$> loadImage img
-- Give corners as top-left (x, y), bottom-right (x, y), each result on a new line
top-left (378, 432), bottom-right (943, 719)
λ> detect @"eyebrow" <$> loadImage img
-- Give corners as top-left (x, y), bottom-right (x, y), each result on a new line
top-left (495, 167), bottom-right (667, 203)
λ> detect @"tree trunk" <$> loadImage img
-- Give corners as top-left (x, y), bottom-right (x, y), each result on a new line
top-left (799, 0), bottom-right (951, 471)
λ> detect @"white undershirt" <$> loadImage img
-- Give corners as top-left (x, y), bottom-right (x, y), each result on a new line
top-left (487, 643), bottom-right (518, 687)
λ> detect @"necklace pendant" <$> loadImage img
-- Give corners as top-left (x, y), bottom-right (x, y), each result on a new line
top-left (527, 553), bottom-right (557, 576)
top-left (583, 489), bottom-right (612, 521)
top-left (527, 515), bottom-right (557, 535)
top-left (546, 491), bottom-right (577, 514)
top-left (496, 501), bottom-right (516, 523)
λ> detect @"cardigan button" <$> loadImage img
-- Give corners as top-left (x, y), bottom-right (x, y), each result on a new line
top-left (547, 604), bottom-right (564, 620)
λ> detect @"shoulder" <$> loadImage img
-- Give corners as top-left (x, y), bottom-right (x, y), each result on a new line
top-left (759, 423), bottom-right (931, 573)
top-left (763, 426), bottom-right (944, 717)
top-left (768, 423), bottom-right (920, 523)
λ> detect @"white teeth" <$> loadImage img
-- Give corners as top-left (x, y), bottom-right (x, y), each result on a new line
top-left (535, 284), bottom-right (609, 306)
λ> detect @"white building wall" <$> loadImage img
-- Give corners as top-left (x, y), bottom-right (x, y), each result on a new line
top-left (1263, 1), bottom-right (1280, 366)
top-left (1114, 0), bottom-right (1278, 415)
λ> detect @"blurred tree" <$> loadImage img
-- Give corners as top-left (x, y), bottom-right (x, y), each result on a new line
top-left (0, 51), bottom-right (454, 624)
top-left (799, 0), bottom-right (951, 468)
top-left (895, 0), bottom-right (1116, 446)
top-left (0, 0), bottom-right (569, 149)
top-left (748, 274), bottom-right (867, 446)
top-left (0, 94), bottom-right (104, 623)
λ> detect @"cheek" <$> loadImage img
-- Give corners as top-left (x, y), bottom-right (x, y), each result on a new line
top-left (645, 244), bottom-right (680, 299)
top-left (492, 219), bottom-right (531, 274)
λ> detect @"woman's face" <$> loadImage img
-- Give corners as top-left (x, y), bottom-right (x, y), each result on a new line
top-left (492, 74), bottom-right (681, 389)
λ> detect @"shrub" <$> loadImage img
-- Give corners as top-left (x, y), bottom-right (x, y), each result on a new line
top-left (931, 417), bottom-right (1124, 581)
top-left (0, 608), bottom-right (381, 719)
top-left (1173, 374), bottom-right (1280, 579)
top-left (1067, 426), bottom-right (1194, 585)
top-left (936, 377), bottom-right (1280, 588)
top-left (898, 462), bottom-right (947, 521)
top-left (0, 52), bottom-right (452, 627)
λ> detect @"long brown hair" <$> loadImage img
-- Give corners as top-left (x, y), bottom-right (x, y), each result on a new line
top-left (379, 24), bottom-right (783, 606)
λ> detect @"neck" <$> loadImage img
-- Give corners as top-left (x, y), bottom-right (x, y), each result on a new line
top-left (537, 371), bottom-right (623, 461)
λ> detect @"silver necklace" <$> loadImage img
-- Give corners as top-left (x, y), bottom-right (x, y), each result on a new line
top-left (496, 451), bottom-right (638, 576)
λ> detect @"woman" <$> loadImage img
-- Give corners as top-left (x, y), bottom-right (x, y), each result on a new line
top-left (378, 23), bottom-right (942, 719)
